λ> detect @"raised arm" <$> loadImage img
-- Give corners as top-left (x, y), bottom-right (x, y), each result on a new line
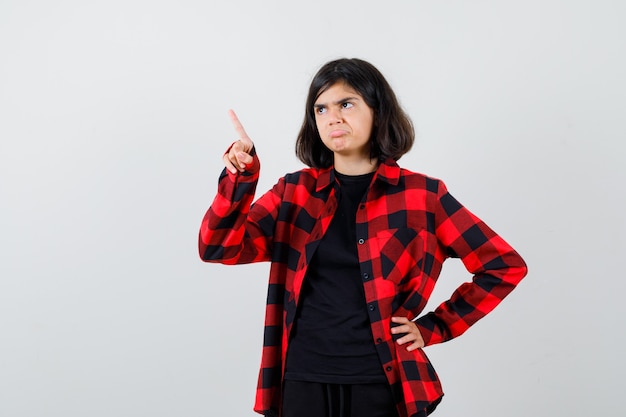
top-left (198, 110), bottom-right (276, 264)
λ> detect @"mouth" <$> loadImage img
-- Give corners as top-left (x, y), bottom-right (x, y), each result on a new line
top-left (329, 129), bottom-right (347, 138)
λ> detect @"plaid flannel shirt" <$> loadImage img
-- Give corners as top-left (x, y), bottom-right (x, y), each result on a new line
top-left (199, 151), bottom-right (527, 417)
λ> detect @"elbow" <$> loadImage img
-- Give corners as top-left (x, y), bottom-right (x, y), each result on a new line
top-left (198, 243), bottom-right (225, 262)
top-left (510, 255), bottom-right (529, 285)
top-left (199, 242), bottom-right (242, 265)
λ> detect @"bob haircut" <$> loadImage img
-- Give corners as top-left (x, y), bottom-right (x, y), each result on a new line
top-left (296, 58), bottom-right (414, 168)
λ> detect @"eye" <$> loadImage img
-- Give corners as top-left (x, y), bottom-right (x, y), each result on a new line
top-left (315, 106), bottom-right (327, 115)
top-left (341, 102), bottom-right (354, 109)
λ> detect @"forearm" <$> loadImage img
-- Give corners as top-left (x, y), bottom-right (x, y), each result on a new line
top-left (198, 153), bottom-right (264, 263)
top-left (415, 254), bottom-right (527, 346)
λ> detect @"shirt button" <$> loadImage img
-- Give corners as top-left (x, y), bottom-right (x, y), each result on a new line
top-left (358, 238), bottom-right (365, 244)
top-left (386, 366), bottom-right (393, 372)
top-left (359, 204), bottom-right (365, 210)
top-left (363, 273), bottom-right (369, 280)
top-left (376, 338), bottom-right (383, 343)
top-left (368, 304), bottom-right (375, 311)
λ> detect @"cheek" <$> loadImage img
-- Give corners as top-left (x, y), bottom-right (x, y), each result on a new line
top-left (360, 116), bottom-right (375, 135)
top-left (314, 119), bottom-right (324, 134)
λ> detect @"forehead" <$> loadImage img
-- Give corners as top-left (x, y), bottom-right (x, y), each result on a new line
top-left (315, 82), bottom-right (362, 103)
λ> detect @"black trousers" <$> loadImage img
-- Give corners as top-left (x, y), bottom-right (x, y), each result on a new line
top-left (282, 380), bottom-right (399, 417)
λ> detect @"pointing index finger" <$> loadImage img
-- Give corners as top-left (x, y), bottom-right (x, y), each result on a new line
top-left (228, 109), bottom-right (252, 146)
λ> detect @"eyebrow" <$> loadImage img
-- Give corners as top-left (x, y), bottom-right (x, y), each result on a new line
top-left (313, 96), bottom-right (361, 108)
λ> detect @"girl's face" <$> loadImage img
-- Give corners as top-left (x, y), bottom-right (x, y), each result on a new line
top-left (314, 82), bottom-right (374, 162)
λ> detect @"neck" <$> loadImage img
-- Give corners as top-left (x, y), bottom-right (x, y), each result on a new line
top-left (333, 156), bottom-right (378, 175)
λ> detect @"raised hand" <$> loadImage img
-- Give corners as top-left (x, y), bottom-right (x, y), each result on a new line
top-left (223, 109), bottom-right (255, 174)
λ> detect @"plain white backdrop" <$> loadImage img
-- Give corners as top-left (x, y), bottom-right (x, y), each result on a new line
top-left (1, 1), bottom-right (624, 416)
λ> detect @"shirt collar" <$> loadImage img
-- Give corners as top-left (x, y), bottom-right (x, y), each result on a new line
top-left (315, 158), bottom-right (401, 192)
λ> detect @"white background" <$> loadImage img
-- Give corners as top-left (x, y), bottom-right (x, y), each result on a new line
top-left (1, 1), bottom-right (624, 416)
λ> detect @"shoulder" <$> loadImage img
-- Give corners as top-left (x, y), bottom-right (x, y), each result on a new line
top-left (397, 166), bottom-right (447, 195)
top-left (269, 167), bottom-right (328, 197)
top-left (378, 159), bottom-right (446, 194)
top-left (282, 167), bottom-right (320, 183)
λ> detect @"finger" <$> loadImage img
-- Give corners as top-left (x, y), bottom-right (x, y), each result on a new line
top-left (228, 110), bottom-right (254, 148)
top-left (229, 139), bottom-right (245, 156)
top-left (236, 150), bottom-right (253, 169)
top-left (396, 333), bottom-right (413, 345)
top-left (406, 340), bottom-right (424, 351)
top-left (229, 140), bottom-right (253, 169)
top-left (397, 332), bottom-right (424, 348)
top-left (223, 153), bottom-right (240, 174)
top-left (391, 316), bottom-right (410, 324)
top-left (390, 324), bottom-right (410, 334)
top-left (390, 317), bottom-right (410, 333)
top-left (225, 140), bottom-right (251, 171)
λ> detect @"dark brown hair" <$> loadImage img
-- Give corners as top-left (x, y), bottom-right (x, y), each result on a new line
top-left (295, 58), bottom-right (414, 168)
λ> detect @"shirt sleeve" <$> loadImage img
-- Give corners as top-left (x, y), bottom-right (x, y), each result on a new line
top-left (414, 180), bottom-right (528, 346)
top-left (198, 147), bottom-right (283, 265)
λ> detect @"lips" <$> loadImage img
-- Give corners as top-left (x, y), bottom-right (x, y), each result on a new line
top-left (329, 129), bottom-right (348, 138)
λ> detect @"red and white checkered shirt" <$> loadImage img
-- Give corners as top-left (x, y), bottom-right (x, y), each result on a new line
top-left (199, 151), bottom-right (527, 417)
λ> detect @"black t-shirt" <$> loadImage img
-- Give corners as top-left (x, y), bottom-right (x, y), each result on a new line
top-left (284, 170), bottom-right (386, 384)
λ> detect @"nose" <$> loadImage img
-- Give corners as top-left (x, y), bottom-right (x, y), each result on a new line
top-left (328, 107), bottom-right (343, 124)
